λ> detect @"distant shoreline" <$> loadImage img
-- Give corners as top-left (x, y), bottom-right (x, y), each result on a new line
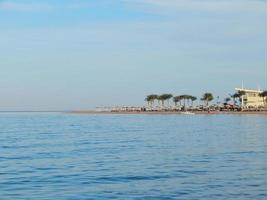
top-left (1, 110), bottom-right (266, 116)
top-left (68, 110), bottom-right (267, 115)
top-left (0, 111), bottom-right (63, 113)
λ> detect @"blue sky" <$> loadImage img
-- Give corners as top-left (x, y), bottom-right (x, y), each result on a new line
top-left (0, 0), bottom-right (267, 110)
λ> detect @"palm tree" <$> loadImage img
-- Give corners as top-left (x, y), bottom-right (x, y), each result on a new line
top-left (190, 96), bottom-right (197, 107)
top-left (185, 95), bottom-right (191, 107)
top-left (179, 95), bottom-right (193, 110)
top-left (179, 95), bottom-right (187, 110)
top-left (173, 96), bottom-right (181, 108)
top-left (150, 94), bottom-right (159, 108)
top-left (158, 94), bottom-right (172, 109)
top-left (259, 91), bottom-right (267, 105)
top-left (145, 95), bottom-right (152, 108)
top-left (231, 93), bottom-right (240, 106)
top-left (201, 93), bottom-right (214, 107)
top-left (224, 97), bottom-right (231, 105)
top-left (145, 94), bottom-right (158, 108)
top-left (156, 95), bottom-right (161, 107)
top-left (166, 94), bottom-right (173, 108)
top-left (158, 95), bottom-right (165, 108)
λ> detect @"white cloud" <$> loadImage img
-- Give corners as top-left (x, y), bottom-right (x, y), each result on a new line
top-left (0, 1), bottom-right (54, 12)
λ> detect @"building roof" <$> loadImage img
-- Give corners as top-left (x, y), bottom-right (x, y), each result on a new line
top-left (235, 88), bottom-right (263, 93)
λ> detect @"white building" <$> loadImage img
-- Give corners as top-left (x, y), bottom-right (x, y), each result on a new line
top-left (235, 88), bottom-right (264, 108)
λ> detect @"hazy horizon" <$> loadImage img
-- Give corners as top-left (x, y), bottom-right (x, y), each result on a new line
top-left (1, 0), bottom-right (267, 111)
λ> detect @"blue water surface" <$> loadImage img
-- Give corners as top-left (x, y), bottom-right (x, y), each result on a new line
top-left (0, 113), bottom-right (267, 199)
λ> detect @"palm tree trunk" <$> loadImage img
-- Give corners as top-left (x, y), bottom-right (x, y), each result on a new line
top-left (206, 101), bottom-right (210, 112)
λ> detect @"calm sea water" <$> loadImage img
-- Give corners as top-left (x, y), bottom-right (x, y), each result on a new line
top-left (0, 113), bottom-right (267, 199)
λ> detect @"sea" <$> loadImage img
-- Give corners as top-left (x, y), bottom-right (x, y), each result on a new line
top-left (0, 112), bottom-right (267, 199)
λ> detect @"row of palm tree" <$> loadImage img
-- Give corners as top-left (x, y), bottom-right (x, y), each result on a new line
top-left (146, 90), bottom-right (267, 110)
top-left (260, 91), bottom-right (267, 104)
top-left (145, 93), bottom-right (214, 109)
top-left (173, 95), bottom-right (197, 108)
top-left (145, 94), bottom-right (173, 108)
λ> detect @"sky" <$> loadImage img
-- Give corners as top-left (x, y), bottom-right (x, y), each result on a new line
top-left (0, 0), bottom-right (267, 111)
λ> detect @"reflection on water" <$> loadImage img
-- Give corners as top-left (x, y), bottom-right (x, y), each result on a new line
top-left (0, 113), bottom-right (267, 199)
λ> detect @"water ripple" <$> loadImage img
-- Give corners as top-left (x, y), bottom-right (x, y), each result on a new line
top-left (0, 113), bottom-right (267, 199)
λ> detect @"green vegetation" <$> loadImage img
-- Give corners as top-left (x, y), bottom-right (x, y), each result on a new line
top-left (145, 94), bottom-right (158, 108)
top-left (158, 94), bottom-right (173, 108)
top-left (259, 91), bottom-right (267, 105)
top-left (201, 93), bottom-right (214, 107)
top-left (224, 97), bottom-right (231, 105)
top-left (173, 96), bottom-right (182, 107)
top-left (190, 96), bottom-right (197, 107)
top-left (231, 93), bottom-right (240, 105)
top-left (146, 94), bottom-right (199, 110)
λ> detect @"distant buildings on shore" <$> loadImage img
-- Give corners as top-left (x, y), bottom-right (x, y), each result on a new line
top-left (95, 86), bottom-right (267, 112)
top-left (235, 88), bottom-right (265, 108)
